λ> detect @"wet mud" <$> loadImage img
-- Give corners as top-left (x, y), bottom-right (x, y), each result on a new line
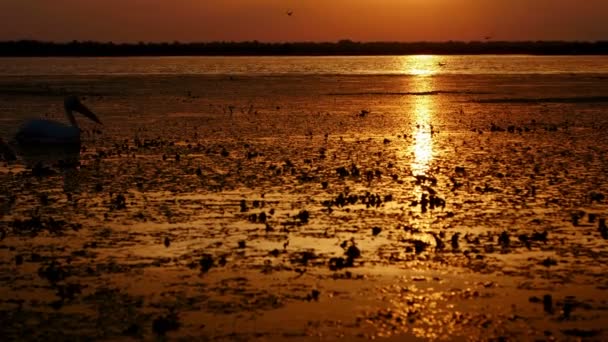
top-left (1, 74), bottom-right (608, 340)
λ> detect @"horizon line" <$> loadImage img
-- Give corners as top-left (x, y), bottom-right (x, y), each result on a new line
top-left (2, 39), bottom-right (608, 44)
top-left (2, 40), bottom-right (607, 57)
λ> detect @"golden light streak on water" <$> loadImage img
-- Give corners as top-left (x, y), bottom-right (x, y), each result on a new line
top-left (405, 54), bottom-right (441, 77)
top-left (402, 55), bottom-right (440, 176)
top-left (411, 95), bottom-right (434, 176)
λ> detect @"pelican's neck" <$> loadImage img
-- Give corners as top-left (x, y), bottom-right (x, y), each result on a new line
top-left (65, 108), bottom-right (78, 127)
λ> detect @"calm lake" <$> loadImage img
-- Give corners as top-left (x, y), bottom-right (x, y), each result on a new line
top-left (0, 55), bottom-right (608, 76)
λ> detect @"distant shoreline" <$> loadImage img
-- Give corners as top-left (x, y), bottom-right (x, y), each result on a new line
top-left (1, 40), bottom-right (607, 57)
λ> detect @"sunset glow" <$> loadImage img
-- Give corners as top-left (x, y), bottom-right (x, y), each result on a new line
top-left (1, 0), bottom-right (607, 42)
top-left (3, 0), bottom-right (608, 340)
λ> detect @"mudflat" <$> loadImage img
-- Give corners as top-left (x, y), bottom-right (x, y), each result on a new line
top-left (2, 70), bottom-right (608, 341)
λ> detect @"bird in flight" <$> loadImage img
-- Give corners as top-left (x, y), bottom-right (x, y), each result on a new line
top-left (286, 10), bottom-right (293, 16)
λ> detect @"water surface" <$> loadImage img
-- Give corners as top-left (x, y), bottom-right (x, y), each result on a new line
top-left (1, 56), bottom-right (608, 341)
top-left (1, 55), bottom-right (608, 76)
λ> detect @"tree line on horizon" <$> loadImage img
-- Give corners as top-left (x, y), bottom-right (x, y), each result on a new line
top-left (1, 40), bottom-right (607, 56)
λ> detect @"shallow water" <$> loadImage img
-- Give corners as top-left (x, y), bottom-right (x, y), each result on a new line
top-left (1, 55), bottom-right (608, 76)
top-left (1, 56), bottom-right (608, 340)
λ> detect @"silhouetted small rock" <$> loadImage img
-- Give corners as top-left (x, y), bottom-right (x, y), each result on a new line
top-left (123, 323), bottom-right (141, 337)
top-left (38, 261), bottom-right (68, 284)
top-left (218, 255), bottom-right (227, 266)
top-left (498, 231), bottom-right (510, 248)
top-left (307, 289), bottom-right (320, 301)
top-left (543, 294), bottom-right (553, 314)
top-left (599, 218), bottom-right (608, 239)
top-left (518, 234), bottom-right (531, 249)
top-left (346, 245), bottom-right (361, 259)
top-left (258, 212), bottom-right (267, 223)
top-left (32, 163), bottom-right (56, 177)
top-left (56, 283), bottom-right (82, 301)
top-left (371, 227), bottom-right (382, 236)
top-left (30, 253), bottom-right (42, 262)
top-left (152, 312), bottom-right (180, 336)
top-left (49, 300), bottom-right (63, 310)
top-left (336, 166), bottom-right (349, 178)
top-left (562, 329), bottom-right (600, 338)
top-left (431, 233), bottom-right (445, 251)
top-left (412, 240), bottom-right (429, 254)
top-left (199, 254), bottom-right (214, 273)
top-left (297, 210), bottom-right (310, 224)
top-left (39, 193), bottom-right (49, 206)
top-left (531, 231), bottom-right (548, 242)
top-left (589, 192), bottom-right (605, 203)
top-left (562, 299), bottom-right (575, 319)
top-left (264, 223), bottom-right (274, 232)
top-left (571, 213), bottom-right (580, 226)
top-left (292, 251), bottom-right (317, 266)
top-left (541, 257), bottom-right (557, 267)
top-left (329, 257), bottom-right (346, 271)
top-left (111, 194), bottom-right (127, 210)
top-left (451, 233), bottom-right (460, 250)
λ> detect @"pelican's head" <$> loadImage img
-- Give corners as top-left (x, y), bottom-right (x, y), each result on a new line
top-left (64, 96), bottom-right (102, 125)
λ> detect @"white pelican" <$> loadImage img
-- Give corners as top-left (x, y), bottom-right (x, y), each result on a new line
top-left (8, 96), bottom-right (102, 167)
top-left (14, 95), bottom-right (101, 146)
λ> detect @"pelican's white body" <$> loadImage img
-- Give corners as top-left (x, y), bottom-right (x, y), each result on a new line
top-left (4, 96), bottom-right (102, 166)
top-left (15, 119), bottom-right (81, 145)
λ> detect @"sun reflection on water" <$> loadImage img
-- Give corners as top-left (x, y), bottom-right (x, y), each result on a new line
top-left (402, 55), bottom-right (439, 176)
top-left (406, 55), bottom-right (441, 77)
top-left (411, 96), bottom-right (434, 176)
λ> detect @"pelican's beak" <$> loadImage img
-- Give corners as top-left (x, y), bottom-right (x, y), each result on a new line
top-left (75, 102), bottom-right (102, 125)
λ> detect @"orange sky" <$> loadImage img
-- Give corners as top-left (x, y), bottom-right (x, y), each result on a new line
top-left (1, 0), bottom-right (607, 42)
